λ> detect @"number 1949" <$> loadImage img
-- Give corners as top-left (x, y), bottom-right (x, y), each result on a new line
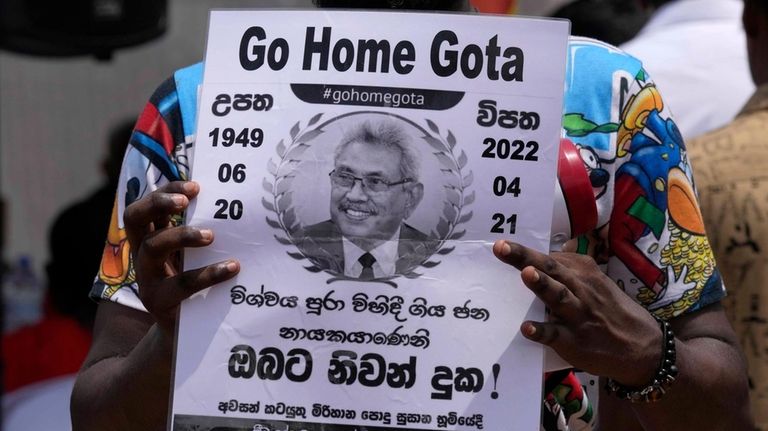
top-left (209, 127), bottom-right (264, 148)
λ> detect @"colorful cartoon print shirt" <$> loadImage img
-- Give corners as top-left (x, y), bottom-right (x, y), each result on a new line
top-left (90, 37), bottom-right (725, 431)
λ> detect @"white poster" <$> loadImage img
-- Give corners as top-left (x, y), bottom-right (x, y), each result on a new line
top-left (174, 10), bottom-right (569, 431)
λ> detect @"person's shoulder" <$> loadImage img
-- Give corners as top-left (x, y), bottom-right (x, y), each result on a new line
top-left (139, 62), bottom-right (203, 141)
top-left (145, 62), bottom-right (203, 103)
top-left (295, 220), bottom-right (339, 238)
top-left (291, 221), bottom-right (344, 272)
top-left (175, 62), bottom-right (203, 78)
top-left (567, 36), bottom-right (636, 58)
top-left (687, 106), bottom-right (768, 166)
top-left (690, 88), bottom-right (768, 146)
top-left (172, 62), bottom-right (204, 92)
top-left (563, 35), bottom-right (648, 120)
top-left (566, 36), bottom-right (645, 76)
top-left (689, 118), bottom-right (743, 145)
top-left (401, 223), bottom-right (429, 242)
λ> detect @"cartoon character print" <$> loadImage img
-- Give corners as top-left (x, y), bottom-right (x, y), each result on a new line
top-left (93, 78), bottom-right (187, 305)
top-left (97, 195), bottom-right (133, 298)
top-left (611, 84), bottom-right (717, 316)
top-left (564, 73), bottom-right (717, 319)
top-left (610, 85), bottom-right (681, 295)
top-left (577, 145), bottom-right (611, 200)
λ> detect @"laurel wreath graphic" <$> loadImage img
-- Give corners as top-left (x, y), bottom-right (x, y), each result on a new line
top-left (263, 113), bottom-right (474, 283)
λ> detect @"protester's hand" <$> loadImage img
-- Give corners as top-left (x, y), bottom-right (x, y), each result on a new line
top-left (123, 181), bottom-right (240, 334)
top-left (493, 240), bottom-right (662, 387)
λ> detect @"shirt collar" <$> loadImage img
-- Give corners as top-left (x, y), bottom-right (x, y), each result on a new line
top-left (341, 227), bottom-right (401, 278)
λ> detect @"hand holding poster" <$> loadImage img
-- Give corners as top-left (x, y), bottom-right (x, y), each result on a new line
top-left (174, 10), bottom-right (569, 431)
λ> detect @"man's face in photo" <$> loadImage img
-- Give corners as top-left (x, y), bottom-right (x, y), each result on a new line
top-left (330, 141), bottom-right (420, 247)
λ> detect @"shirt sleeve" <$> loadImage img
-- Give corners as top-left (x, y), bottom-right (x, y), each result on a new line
top-left (560, 37), bottom-right (725, 321)
top-left (602, 63), bottom-right (725, 320)
top-left (89, 75), bottom-right (189, 311)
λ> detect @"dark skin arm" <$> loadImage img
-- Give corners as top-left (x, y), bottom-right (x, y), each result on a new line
top-left (598, 304), bottom-right (752, 431)
top-left (70, 181), bottom-right (240, 431)
top-left (493, 240), bottom-right (752, 430)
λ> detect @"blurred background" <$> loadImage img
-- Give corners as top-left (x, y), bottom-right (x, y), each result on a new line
top-left (0, 0), bottom-right (657, 429)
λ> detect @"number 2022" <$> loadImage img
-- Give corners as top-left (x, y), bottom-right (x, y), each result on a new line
top-left (482, 138), bottom-right (538, 161)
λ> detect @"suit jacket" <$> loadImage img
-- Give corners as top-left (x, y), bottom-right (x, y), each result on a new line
top-left (292, 220), bottom-right (436, 277)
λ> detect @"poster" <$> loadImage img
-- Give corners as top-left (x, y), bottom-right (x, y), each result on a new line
top-left (174, 10), bottom-right (569, 431)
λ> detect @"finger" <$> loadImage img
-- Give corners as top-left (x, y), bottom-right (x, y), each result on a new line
top-left (520, 320), bottom-right (572, 351)
top-left (124, 181), bottom-right (200, 255)
top-left (560, 238), bottom-right (578, 253)
top-left (521, 266), bottom-right (581, 321)
top-left (493, 240), bottom-right (581, 293)
top-left (124, 181), bottom-right (199, 228)
top-left (152, 213), bottom-right (173, 231)
top-left (136, 226), bottom-right (214, 280)
top-left (146, 260), bottom-right (240, 314)
top-left (152, 183), bottom-right (198, 230)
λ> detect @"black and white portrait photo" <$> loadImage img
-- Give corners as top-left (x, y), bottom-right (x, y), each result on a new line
top-left (264, 111), bottom-right (472, 281)
top-left (294, 119), bottom-right (436, 279)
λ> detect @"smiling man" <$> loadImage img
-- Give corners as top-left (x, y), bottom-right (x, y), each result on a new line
top-left (294, 120), bottom-right (432, 279)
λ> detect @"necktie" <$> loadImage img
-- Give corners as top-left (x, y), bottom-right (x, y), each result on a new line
top-left (358, 252), bottom-right (376, 280)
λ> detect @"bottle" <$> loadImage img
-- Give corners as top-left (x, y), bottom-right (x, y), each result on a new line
top-left (2, 255), bottom-right (43, 333)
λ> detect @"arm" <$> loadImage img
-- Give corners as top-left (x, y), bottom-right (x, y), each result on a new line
top-left (493, 241), bottom-right (752, 431)
top-left (71, 302), bottom-right (170, 430)
top-left (598, 303), bottom-right (751, 430)
top-left (71, 182), bottom-right (239, 431)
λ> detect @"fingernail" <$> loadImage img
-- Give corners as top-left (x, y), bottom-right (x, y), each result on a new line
top-left (530, 269), bottom-right (540, 282)
top-left (199, 229), bottom-right (213, 240)
top-left (523, 322), bottom-right (537, 337)
top-left (172, 195), bottom-right (186, 208)
top-left (182, 181), bottom-right (198, 193)
top-left (225, 260), bottom-right (238, 273)
top-left (495, 240), bottom-right (511, 256)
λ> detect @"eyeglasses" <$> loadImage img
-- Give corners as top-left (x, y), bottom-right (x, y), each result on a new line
top-left (329, 170), bottom-right (412, 192)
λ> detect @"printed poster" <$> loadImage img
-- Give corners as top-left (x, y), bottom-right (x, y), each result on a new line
top-left (174, 10), bottom-right (569, 431)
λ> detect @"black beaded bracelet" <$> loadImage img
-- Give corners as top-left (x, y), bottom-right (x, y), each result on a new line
top-left (605, 314), bottom-right (678, 403)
